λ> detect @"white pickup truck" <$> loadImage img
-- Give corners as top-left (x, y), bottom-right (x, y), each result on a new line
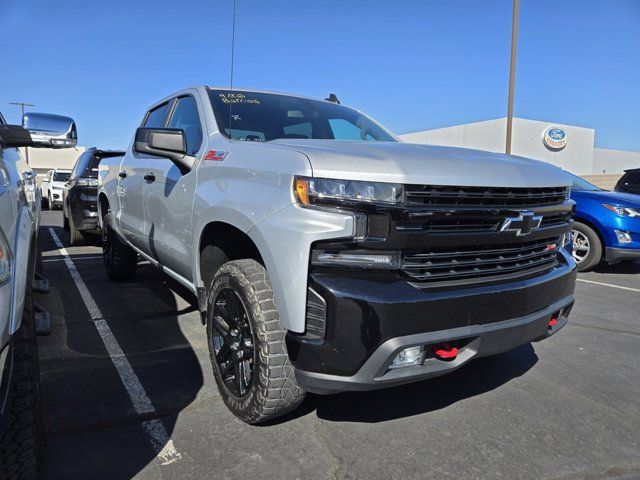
top-left (1, 111), bottom-right (77, 478)
top-left (98, 86), bottom-right (577, 424)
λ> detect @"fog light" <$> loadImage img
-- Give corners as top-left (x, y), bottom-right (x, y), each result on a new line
top-left (389, 346), bottom-right (425, 369)
top-left (614, 230), bottom-right (632, 244)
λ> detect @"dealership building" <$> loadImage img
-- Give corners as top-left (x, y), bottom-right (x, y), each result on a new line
top-left (400, 117), bottom-right (640, 176)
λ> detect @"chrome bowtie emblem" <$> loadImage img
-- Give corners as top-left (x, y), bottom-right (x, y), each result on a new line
top-left (500, 212), bottom-right (543, 236)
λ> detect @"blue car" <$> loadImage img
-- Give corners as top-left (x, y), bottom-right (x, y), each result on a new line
top-left (570, 173), bottom-right (640, 271)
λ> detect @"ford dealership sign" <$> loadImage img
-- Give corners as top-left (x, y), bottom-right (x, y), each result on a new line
top-left (543, 126), bottom-right (568, 151)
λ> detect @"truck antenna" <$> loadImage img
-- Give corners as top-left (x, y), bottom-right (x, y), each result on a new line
top-left (325, 93), bottom-right (340, 104)
top-left (228, 0), bottom-right (237, 132)
top-left (230, 0), bottom-right (237, 92)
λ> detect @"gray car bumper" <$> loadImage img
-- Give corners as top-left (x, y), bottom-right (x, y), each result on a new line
top-left (295, 295), bottom-right (574, 395)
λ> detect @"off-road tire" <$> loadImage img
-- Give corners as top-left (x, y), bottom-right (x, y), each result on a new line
top-left (68, 216), bottom-right (84, 246)
top-left (572, 222), bottom-right (602, 272)
top-left (102, 212), bottom-right (137, 280)
top-left (206, 259), bottom-right (306, 424)
top-left (0, 281), bottom-right (43, 480)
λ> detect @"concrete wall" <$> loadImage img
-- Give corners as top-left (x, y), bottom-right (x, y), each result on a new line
top-left (581, 174), bottom-right (623, 191)
top-left (592, 148), bottom-right (640, 174)
top-left (510, 118), bottom-right (595, 175)
top-left (19, 146), bottom-right (86, 179)
top-left (401, 117), bottom-right (599, 175)
top-left (401, 118), bottom-right (506, 153)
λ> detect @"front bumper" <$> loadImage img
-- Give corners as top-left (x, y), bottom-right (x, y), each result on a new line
top-left (295, 295), bottom-right (573, 394)
top-left (288, 256), bottom-right (576, 394)
top-left (605, 246), bottom-right (640, 264)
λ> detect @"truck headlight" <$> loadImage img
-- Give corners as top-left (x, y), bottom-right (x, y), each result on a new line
top-left (0, 229), bottom-right (12, 286)
top-left (602, 204), bottom-right (640, 217)
top-left (294, 177), bottom-right (403, 206)
top-left (311, 250), bottom-right (400, 269)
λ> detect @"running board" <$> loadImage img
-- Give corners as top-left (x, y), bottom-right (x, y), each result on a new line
top-left (33, 272), bottom-right (50, 294)
top-left (34, 303), bottom-right (51, 336)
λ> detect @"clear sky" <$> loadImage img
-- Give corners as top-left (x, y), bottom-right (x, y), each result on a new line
top-left (1, 0), bottom-right (639, 152)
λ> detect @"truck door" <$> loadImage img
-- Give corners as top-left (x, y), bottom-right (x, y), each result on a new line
top-left (143, 94), bottom-right (203, 281)
top-left (118, 101), bottom-right (172, 253)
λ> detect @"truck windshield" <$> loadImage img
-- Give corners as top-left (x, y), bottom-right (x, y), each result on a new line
top-left (570, 173), bottom-right (601, 192)
top-left (53, 172), bottom-right (71, 182)
top-left (208, 89), bottom-right (396, 143)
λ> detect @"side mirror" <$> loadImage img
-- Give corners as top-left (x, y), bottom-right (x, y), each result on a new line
top-left (134, 128), bottom-right (194, 172)
top-left (0, 124), bottom-right (33, 148)
top-left (23, 113), bottom-right (77, 149)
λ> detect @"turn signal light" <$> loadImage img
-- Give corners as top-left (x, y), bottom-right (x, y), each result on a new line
top-left (295, 178), bottom-right (310, 206)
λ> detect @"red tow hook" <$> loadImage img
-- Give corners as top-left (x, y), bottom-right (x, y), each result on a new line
top-left (433, 343), bottom-right (458, 361)
top-left (548, 315), bottom-right (558, 330)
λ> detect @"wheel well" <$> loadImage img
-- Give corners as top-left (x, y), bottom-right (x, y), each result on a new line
top-left (199, 222), bottom-right (263, 291)
top-left (573, 217), bottom-right (605, 260)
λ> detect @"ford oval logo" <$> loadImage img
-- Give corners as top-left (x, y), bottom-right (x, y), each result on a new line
top-left (543, 126), bottom-right (568, 151)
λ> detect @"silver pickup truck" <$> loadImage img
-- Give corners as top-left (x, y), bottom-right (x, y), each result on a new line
top-left (98, 86), bottom-right (577, 424)
top-left (0, 112), bottom-right (77, 479)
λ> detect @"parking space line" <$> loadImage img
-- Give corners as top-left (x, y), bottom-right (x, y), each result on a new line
top-left (577, 278), bottom-right (640, 293)
top-left (48, 228), bottom-right (182, 465)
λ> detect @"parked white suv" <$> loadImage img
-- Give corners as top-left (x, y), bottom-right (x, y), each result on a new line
top-left (98, 86), bottom-right (577, 424)
top-left (41, 168), bottom-right (71, 209)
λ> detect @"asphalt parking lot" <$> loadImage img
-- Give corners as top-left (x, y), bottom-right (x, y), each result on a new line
top-left (35, 210), bottom-right (640, 480)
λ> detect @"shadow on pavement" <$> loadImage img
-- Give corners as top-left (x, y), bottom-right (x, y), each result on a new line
top-left (593, 261), bottom-right (640, 275)
top-left (273, 343), bottom-right (538, 425)
top-left (38, 221), bottom-right (203, 479)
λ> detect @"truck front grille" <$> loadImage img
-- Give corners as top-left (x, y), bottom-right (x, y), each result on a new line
top-left (401, 236), bottom-right (561, 282)
top-left (405, 185), bottom-right (569, 208)
top-left (396, 212), bottom-right (571, 234)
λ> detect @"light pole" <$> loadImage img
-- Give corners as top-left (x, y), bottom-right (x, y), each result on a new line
top-left (10, 102), bottom-right (35, 164)
top-left (505, 0), bottom-right (519, 155)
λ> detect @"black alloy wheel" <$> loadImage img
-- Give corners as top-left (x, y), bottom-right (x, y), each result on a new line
top-left (210, 288), bottom-right (255, 397)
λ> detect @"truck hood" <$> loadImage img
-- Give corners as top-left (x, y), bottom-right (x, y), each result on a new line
top-left (269, 139), bottom-right (571, 188)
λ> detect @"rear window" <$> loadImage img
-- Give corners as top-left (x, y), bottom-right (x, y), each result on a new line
top-left (73, 151), bottom-right (124, 179)
top-left (623, 172), bottom-right (640, 185)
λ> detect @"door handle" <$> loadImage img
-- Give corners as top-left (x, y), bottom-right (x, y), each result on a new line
top-left (144, 173), bottom-right (156, 183)
top-left (118, 171), bottom-right (127, 179)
